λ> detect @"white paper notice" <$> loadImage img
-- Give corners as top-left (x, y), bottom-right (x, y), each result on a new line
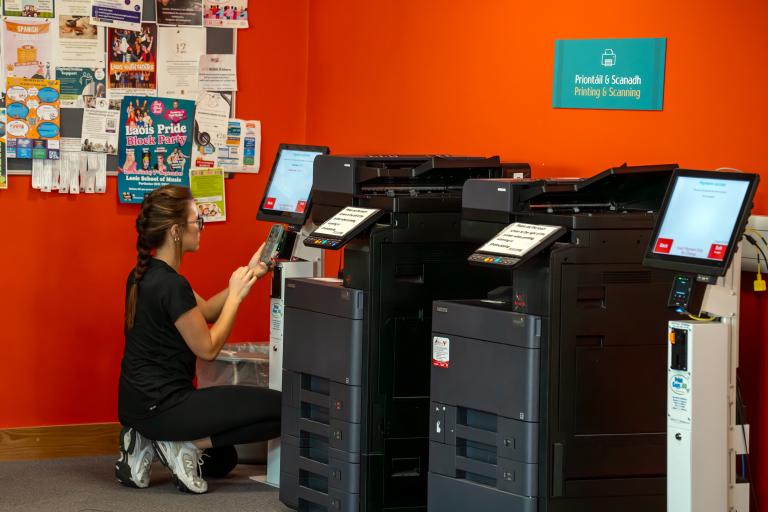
top-left (58, 0), bottom-right (92, 15)
top-left (477, 222), bottom-right (562, 257)
top-left (192, 91), bottom-right (230, 168)
top-left (157, 26), bottom-right (206, 99)
top-left (56, 15), bottom-right (106, 68)
top-left (81, 98), bottom-right (119, 155)
top-left (314, 207), bottom-right (381, 238)
top-left (91, 0), bottom-right (142, 31)
top-left (198, 54), bottom-right (237, 91)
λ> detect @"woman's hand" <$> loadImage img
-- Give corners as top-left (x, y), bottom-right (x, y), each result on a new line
top-left (228, 266), bottom-right (258, 302)
top-left (248, 243), bottom-right (273, 279)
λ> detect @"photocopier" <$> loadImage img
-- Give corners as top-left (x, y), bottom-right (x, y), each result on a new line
top-left (278, 155), bottom-right (530, 512)
top-left (429, 164), bottom-right (680, 512)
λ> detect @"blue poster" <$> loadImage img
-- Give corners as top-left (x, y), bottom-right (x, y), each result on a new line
top-left (55, 68), bottom-right (106, 108)
top-left (117, 96), bottom-right (195, 204)
top-left (552, 38), bottom-right (666, 111)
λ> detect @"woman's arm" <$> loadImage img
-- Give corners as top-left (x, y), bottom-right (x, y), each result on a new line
top-left (175, 267), bottom-right (257, 361)
top-left (193, 289), bottom-right (229, 323)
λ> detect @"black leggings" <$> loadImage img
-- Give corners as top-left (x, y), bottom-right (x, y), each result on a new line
top-left (130, 386), bottom-right (281, 447)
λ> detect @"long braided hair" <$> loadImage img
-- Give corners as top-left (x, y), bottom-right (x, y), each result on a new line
top-left (125, 185), bottom-right (193, 329)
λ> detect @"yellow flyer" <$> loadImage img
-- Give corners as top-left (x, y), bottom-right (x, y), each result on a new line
top-left (6, 77), bottom-right (61, 159)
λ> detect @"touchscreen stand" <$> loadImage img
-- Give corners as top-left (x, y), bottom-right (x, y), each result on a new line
top-left (304, 206), bottom-right (385, 250)
top-left (468, 222), bottom-right (566, 269)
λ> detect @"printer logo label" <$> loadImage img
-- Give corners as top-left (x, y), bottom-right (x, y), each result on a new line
top-left (432, 336), bottom-right (450, 368)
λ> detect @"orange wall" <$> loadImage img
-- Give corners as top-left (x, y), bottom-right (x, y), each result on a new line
top-left (0, 0), bottom-right (310, 428)
top-left (304, 0), bottom-right (767, 502)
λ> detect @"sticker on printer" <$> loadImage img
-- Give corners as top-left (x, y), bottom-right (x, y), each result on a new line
top-left (432, 336), bottom-right (450, 368)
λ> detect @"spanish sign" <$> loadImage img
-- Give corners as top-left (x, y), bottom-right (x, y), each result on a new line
top-left (553, 38), bottom-right (666, 110)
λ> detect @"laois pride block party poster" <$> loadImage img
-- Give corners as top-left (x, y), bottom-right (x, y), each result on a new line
top-left (117, 96), bottom-right (195, 203)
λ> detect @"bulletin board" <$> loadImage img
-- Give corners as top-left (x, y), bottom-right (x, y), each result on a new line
top-left (7, 0), bottom-right (237, 175)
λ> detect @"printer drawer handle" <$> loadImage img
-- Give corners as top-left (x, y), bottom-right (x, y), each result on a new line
top-left (455, 455), bottom-right (496, 479)
top-left (454, 424), bottom-right (498, 447)
top-left (300, 389), bottom-right (330, 408)
top-left (298, 418), bottom-right (330, 438)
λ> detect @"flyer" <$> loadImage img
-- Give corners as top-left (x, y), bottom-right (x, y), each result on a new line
top-left (0, 109), bottom-right (7, 190)
top-left (203, 0), bottom-right (247, 28)
top-left (57, 14), bottom-right (105, 68)
top-left (190, 168), bottom-right (226, 222)
top-left (81, 98), bottom-right (119, 155)
top-left (107, 23), bottom-right (158, 100)
top-left (157, 26), bottom-right (206, 99)
top-left (192, 91), bottom-right (230, 168)
top-left (58, 0), bottom-right (91, 16)
top-left (217, 119), bottom-right (260, 172)
top-left (56, 67), bottom-right (106, 108)
top-left (91, 0), bottom-right (142, 31)
top-left (117, 96), bottom-right (196, 203)
top-left (198, 54), bottom-right (237, 91)
top-left (6, 77), bottom-right (61, 159)
top-left (3, 18), bottom-right (54, 80)
top-left (3, 0), bottom-right (54, 18)
top-left (157, 0), bottom-right (203, 26)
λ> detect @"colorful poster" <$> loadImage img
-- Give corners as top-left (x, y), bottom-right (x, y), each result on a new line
top-left (107, 23), bottom-right (157, 100)
top-left (203, 0), bottom-right (247, 28)
top-left (157, 26), bottom-right (206, 99)
top-left (56, 67), bottom-right (106, 107)
top-left (552, 38), bottom-right (667, 111)
top-left (0, 109), bottom-right (6, 190)
top-left (192, 91), bottom-right (230, 168)
top-left (190, 168), bottom-right (226, 222)
top-left (3, 18), bottom-right (54, 80)
top-left (91, 0), bottom-right (142, 31)
top-left (157, 0), bottom-right (203, 26)
top-left (82, 98), bottom-right (119, 155)
top-left (57, 14), bottom-right (105, 68)
top-left (198, 54), bottom-right (237, 91)
top-left (217, 119), bottom-right (260, 172)
top-left (6, 77), bottom-right (60, 159)
top-left (3, 0), bottom-right (54, 18)
top-left (117, 96), bottom-right (195, 203)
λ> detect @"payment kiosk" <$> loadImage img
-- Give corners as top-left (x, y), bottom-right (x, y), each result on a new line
top-left (642, 169), bottom-right (759, 512)
top-left (256, 143), bottom-right (329, 487)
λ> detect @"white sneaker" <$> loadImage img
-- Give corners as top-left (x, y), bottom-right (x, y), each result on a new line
top-left (115, 427), bottom-right (155, 488)
top-left (153, 440), bottom-right (208, 494)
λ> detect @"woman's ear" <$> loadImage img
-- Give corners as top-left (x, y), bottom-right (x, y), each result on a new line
top-left (170, 224), bottom-right (180, 241)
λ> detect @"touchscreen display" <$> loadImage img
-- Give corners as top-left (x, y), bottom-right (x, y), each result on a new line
top-left (262, 149), bottom-right (324, 214)
top-left (651, 176), bottom-right (750, 261)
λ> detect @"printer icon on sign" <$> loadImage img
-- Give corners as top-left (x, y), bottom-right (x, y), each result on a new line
top-left (601, 49), bottom-right (617, 67)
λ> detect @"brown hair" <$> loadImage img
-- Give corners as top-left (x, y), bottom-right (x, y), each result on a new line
top-left (125, 185), bottom-right (193, 329)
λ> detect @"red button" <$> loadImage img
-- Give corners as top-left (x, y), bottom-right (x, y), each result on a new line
top-left (654, 238), bottom-right (673, 254)
top-left (264, 197), bottom-right (276, 209)
top-left (708, 244), bottom-right (727, 260)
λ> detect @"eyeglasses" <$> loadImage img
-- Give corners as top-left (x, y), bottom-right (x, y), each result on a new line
top-left (186, 215), bottom-right (204, 231)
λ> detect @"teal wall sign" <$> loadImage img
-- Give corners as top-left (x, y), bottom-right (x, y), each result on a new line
top-left (553, 38), bottom-right (667, 111)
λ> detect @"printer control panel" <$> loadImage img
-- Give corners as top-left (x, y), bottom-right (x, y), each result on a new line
top-left (304, 235), bottom-right (343, 249)
top-left (468, 252), bottom-right (519, 268)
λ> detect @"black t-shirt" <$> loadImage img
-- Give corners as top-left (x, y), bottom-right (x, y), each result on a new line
top-left (118, 258), bottom-right (198, 423)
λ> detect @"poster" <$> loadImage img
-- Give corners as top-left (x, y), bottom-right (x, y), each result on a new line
top-left (82, 98), bottom-right (119, 154)
top-left (3, 0), bottom-right (54, 18)
top-left (57, 14), bottom-right (105, 68)
top-left (192, 91), bottom-right (230, 168)
top-left (6, 77), bottom-right (60, 159)
top-left (56, 67), bottom-right (106, 107)
top-left (91, 0), bottom-right (142, 31)
top-left (0, 109), bottom-right (6, 190)
top-left (217, 119), bottom-right (260, 172)
top-left (190, 168), bottom-right (226, 222)
top-left (203, 0), bottom-right (247, 28)
top-left (157, 0), bottom-right (203, 26)
top-left (157, 26), bottom-right (206, 99)
top-left (107, 23), bottom-right (157, 100)
top-left (198, 54), bottom-right (237, 91)
top-left (3, 18), bottom-right (54, 79)
top-left (117, 96), bottom-right (195, 203)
